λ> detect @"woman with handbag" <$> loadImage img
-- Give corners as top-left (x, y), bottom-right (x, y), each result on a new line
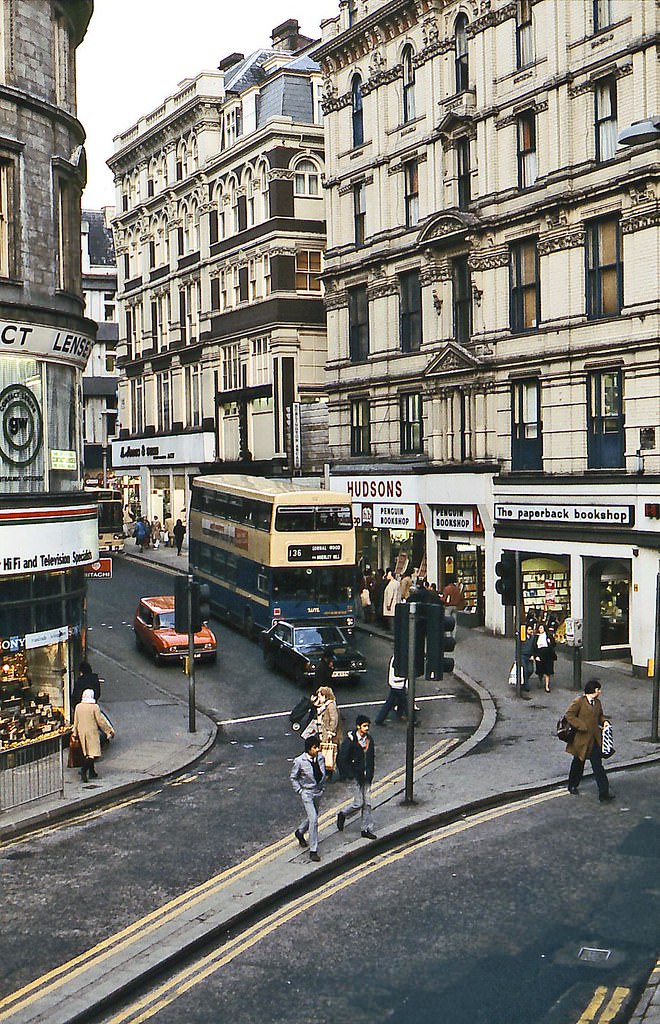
top-left (72, 689), bottom-right (115, 783)
top-left (311, 685), bottom-right (342, 777)
top-left (533, 623), bottom-right (556, 692)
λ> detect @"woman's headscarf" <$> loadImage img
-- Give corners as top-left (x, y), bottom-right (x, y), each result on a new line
top-left (81, 689), bottom-right (97, 703)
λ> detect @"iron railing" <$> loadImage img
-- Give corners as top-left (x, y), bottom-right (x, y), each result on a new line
top-left (0, 734), bottom-right (65, 811)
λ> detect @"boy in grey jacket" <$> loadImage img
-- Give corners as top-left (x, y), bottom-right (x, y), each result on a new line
top-left (290, 735), bottom-right (327, 862)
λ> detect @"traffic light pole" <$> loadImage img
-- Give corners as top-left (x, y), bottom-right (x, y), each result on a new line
top-left (515, 551), bottom-right (523, 697)
top-left (187, 573), bottom-right (197, 733)
top-left (404, 602), bottom-right (417, 805)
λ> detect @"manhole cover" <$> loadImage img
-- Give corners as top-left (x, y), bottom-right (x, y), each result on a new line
top-left (579, 947), bottom-right (612, 963)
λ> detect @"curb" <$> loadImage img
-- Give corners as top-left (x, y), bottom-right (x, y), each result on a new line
top-left (0, 720), bottom-right (219, 843)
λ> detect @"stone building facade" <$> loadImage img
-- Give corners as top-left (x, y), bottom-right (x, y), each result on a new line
top-left (109, 20), bottom-right (327, 523)
top-left (317, 0), bottom-right (659, 669)
top-left (0, 1), bottom-right (97, 728)
top-left (81, 207), bottom-right (118, 484)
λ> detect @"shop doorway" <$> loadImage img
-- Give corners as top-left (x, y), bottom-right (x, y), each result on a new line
top-left (584, 559), bottom-right (631, 660)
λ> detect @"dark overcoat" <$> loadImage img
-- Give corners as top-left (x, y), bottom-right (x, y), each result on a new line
top-left (564, 695), bottom-right (606, 761)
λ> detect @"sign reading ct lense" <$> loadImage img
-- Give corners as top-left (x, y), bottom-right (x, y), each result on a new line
top-left (0, 384), bottom-right (43, 466)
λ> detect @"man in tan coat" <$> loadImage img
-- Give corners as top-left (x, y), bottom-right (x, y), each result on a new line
top-left (564, 679), bottom-right (614, 802)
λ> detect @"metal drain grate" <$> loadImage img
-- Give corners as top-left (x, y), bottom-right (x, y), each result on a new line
top-left (578, 947), bottom-right (612, 963)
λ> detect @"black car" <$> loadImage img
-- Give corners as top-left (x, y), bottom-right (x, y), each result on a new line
top-left (262, 621), bottom-right (367, 685)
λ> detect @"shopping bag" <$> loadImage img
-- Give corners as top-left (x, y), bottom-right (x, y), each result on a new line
top-left (321, 741), bottom-right (337, 772)
top-left (507, 662), bottom-right (518, 687)
top-left (67, 735), bottom-right (84, 768)
top-left (601, 722), bottom-right (615, 758)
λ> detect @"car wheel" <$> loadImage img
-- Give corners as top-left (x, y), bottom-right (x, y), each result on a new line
top-left (207, 651), bottom-right (217, 664)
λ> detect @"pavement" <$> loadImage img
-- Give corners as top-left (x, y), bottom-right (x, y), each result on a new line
top-left (1, 540), bottom-right (659, 1024)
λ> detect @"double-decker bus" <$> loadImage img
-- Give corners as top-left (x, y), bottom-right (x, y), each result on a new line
top-left (85, 488), bottom-right (124, 553)
top-left (188, 475), bottom-right (356, 635)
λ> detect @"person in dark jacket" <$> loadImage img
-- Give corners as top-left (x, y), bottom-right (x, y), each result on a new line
top-left (133, 517), bottom-right (148, 553)
top-left (71, 660), bottom-right (101, 711)
top-left (532, 623), bottom-right (556, 692)
top-left (336, 714), bottom-right (377, 839)
top-left (564, 679), bottom-right (614, 801)
top-left (313, 651), bottom-right (334, 690)
top-left (173, 519), bottom-right (186, 556)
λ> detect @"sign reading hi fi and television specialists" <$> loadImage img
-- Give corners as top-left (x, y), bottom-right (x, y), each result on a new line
top-left (0, 504), bottom-right (99, 576)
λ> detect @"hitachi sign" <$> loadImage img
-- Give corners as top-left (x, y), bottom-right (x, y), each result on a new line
top-left (346, 479), bottom-right (404, 499)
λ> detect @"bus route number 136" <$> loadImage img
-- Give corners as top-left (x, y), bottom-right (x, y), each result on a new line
top-left (288, 544), bottom-right (342, 562)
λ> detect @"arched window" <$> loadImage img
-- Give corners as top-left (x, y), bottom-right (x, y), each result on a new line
top-left (215, 184), bottom-right (226, 240)
top-left (190, 136), bottom-right (199, 171)
top-left (190, 203), bottom-right (200, 252)
top-left (351, 75), bottom-right (364, 147)
top-left (257, 162), bottom-right (270, 220)
top-left (294, 158), bottom-right (320, 196)
top-left (244, 168), bottom-right (255, 226)
top-left (455, 14), bottom-right (469, 93)
top-left (402, 46), bottom-right (416, 122)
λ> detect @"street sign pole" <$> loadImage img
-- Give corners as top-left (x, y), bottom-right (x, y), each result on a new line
top-left (187, 573), bottom-right (196, 733)
top-left (404, 602), bottom-right (417, 805)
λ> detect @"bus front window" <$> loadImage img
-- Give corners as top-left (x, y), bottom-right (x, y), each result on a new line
top-left (272, 567), bottom-right (355, 603)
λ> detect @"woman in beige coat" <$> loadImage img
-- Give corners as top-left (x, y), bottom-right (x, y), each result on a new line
top-left (72, 689), bottom-right (115, 783)
top-left (564, 679), bottom-right (613, 801)
top-left (312, 686), bottom-right (342, 775)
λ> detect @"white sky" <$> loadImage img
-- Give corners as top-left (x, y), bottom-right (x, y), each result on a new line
top-left (77, 1), bottom-right (334, 210)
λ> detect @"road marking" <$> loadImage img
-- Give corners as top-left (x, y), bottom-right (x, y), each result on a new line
top-left (598, 988), bottom-right (630, 1023)
top-left (102, 790), bottom-right (565, 1024)
top-left (0, 732), bottom-right (462, 1019)
top-left (576, 985), bottom-right (631, 1024)
top-left (217, 694), bottom-right (454, 727)
top-left (0, 791), bottom-right (163, 852)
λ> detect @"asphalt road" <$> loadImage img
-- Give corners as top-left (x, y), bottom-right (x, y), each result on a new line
top-left (0, 556), bottom-right (480, 1002)
top-left (98, 764), bottom-right (660, 1024)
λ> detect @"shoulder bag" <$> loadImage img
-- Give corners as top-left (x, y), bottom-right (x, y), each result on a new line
top-left (556, 715), bottom-right (576, 743)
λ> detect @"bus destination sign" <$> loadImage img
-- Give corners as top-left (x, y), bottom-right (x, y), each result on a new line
top-left (288, 543), bottom-right (342, 562)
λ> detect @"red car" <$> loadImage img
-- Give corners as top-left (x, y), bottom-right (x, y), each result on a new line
top-left (134, 596), bottom-right (217, 665)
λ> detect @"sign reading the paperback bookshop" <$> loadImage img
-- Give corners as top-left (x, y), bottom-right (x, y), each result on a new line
top-left (494, 503), bottom-right (635, 527)
top-left (0, 504), bottom-right (99, 576)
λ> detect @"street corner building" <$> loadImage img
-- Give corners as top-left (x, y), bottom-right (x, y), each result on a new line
top-left (108, 18), bottom-right (329, 527)
top-left (0, 2), bottom-right (99, 770)
top-left (318, 0), bottom-right (659, 674)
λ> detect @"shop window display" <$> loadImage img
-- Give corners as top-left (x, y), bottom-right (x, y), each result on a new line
top-left (521, 556), bottom-right (570, 633)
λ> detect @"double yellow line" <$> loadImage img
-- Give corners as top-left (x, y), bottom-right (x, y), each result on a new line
top-left (0, 735), bottom-right (458, 1021)
top-left (576, 986), bottom-right (630, 1023)
top-left (105, 791), bottom-right (565, 1024)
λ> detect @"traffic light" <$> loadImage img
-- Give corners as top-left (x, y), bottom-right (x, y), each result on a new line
top-left (174, 576), bottom-right (189, 633)
top-left (495, 550), bottom-right (516, 606)
top-left (425, 603), bottom-right (456, 680)
top-left (393, 603), bottom-right (425, 679)
top-left (191, 582), bottom-right (211, 632)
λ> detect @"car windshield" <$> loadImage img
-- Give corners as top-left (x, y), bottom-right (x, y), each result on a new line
top-left (294, 626), bottom-right (347, 647)
top-left (156, 611), bottom-right (176, 629)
